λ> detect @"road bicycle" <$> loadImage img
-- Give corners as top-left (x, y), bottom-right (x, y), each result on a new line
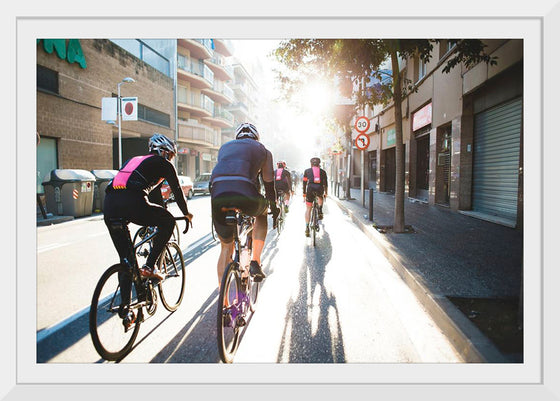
top-left (275, 190), bottom-right (286, 234)
top-left (89, 215), bottom-right (189, 361)
top-left (308, 197), bottom-right (320, 247)
top-left (216, 208), bottom-right (261, 363)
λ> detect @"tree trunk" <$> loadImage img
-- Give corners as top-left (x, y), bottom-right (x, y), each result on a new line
top-left (391, 50), bottom-right (406, 233)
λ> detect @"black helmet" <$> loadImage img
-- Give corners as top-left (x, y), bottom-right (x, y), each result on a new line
top-left (235, 123), bottom-right (260, 140)
top-left (310, 157), bottom-right (321, 166)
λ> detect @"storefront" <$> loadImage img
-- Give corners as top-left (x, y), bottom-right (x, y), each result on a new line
top-left (472, 97), bottom-right (522, 225)
top-left (411, 102), bottom-right (432, 202)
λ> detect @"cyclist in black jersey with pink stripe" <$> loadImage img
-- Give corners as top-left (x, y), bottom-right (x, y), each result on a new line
top-left (104, 133), bottom-right (193, 281)
top-left (302, 157), bottom-right (328, 237)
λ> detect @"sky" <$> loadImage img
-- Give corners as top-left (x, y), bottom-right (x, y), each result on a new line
top-left (230, 39), bottom-right (337, 171)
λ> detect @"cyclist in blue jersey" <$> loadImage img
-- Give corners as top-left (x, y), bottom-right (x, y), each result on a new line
top-left (210, 123), bottom-right (280, 285)
top-left (302, 157), bottom-right (328, 237)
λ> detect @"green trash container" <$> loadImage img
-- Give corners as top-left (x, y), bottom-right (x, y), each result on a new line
top-left (42, 169), bottom-right (96, 217)
top-left (91, 169), bottom-right (118, 213)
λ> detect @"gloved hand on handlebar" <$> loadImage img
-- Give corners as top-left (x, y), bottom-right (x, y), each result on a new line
top-left (183, 213), bottom-right (193, 234)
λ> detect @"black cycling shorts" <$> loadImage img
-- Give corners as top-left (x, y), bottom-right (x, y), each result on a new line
top-left (275, 180), bottom-right (290, 194)
top-left (211, 180), bottom-right (267, 242)
top-left (305, 184), bottom-right (324, 205)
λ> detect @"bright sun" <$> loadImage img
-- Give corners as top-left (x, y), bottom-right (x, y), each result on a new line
top-left (301, 80), bottom-right (334, 117)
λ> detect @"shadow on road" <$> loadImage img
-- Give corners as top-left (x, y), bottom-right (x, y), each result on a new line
top-left (36, 233), bottom-right (220, 363)
top-left (276, 228), bottom-right (347, 362)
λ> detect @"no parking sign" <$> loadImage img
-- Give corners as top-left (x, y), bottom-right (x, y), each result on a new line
top-left (121, 97), bottom-right (138, 121)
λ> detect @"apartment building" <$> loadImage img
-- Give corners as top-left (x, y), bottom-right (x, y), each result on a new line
top-left (347, 39), bottom-right (523, 229)
top-left (37, 38), bottom-right (258, 199)
top-left (176, 39), bottom-right (237, 178)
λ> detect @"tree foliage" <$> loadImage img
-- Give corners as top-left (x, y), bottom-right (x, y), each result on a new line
top-left (274, 38), bottom-right (497, 232)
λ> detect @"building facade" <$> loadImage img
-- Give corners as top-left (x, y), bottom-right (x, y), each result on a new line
top-left (37, 39), bottom-right (258, 202)
top-left (346, 39), bottom-right (523, 229)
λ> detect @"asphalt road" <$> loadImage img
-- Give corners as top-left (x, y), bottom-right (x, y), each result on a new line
top-left (36, 194), bottom-right (462, 365)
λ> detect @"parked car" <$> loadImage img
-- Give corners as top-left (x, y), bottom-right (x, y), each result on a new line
top-left (161, 175), bottom-right (194, 201)
top-left (193, 173), bottom-right (212, 195)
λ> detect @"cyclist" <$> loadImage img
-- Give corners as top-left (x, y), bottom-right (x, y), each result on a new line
top-left (274, 160), bottom-right (293, 212)
top-left (104, 133), bottom-right (193, 282)
top-left (302, 157), bottom-right (328, 237)
top-left (210, 123), bottom-right (280, 285)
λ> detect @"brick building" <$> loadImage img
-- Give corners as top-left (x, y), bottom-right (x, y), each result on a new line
top-left (36, 39), bottom-right (175, 195)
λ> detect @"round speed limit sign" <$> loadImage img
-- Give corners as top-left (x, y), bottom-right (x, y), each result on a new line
top-left (355, 116), bottom-right (370, 133)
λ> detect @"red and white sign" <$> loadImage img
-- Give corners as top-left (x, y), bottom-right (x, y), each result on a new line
top-left (355, 133), bottom-right (370, 150)
top-left (72, 189), bottom-right (79, 199)
top-left (354, 116), bottom-right (370, 133)
top-left (412, 102), bottom-right (432, 131)
top-left (121, 97), bottom-right (138, 121)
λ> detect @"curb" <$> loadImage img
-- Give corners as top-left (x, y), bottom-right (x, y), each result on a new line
top-left (330, 196), bottom-right (508, 363)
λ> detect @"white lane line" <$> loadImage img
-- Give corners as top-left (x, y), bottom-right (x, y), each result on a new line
top-left (38, 243), bottom-right (71, 253)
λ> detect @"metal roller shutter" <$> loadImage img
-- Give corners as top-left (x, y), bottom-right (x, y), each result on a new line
top-left (473, 97), bottom-right (522, 224)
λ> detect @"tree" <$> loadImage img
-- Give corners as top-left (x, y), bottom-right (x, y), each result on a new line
top-left (274, 39), bottom-right (496, 232)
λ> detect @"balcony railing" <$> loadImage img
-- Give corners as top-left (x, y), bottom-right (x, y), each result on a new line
top-left (194, 39), bottom-right (213, 54)
top-left (178, 54), bottom-right (214, 85)
top-left (214, 108), bottom-right (234, 124)
top-left (178, 87), bottom-right (214, 113)
top-left (178, 119), bottom-right (220, 147)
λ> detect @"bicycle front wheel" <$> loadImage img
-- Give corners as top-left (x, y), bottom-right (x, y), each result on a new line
top-left (158, 242), bottom-right (186, 311)
top-left (133, 226), bottom-right (153, 268)
top-left (217, 263), bottom-right (242, 363)
top-left (89, 264), bottom-right (141, 361)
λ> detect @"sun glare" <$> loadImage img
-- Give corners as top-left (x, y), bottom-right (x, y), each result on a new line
top-left (302, 80), bottom-right (335, 117)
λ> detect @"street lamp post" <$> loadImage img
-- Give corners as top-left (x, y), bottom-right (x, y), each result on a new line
top-left (117, 77), bottom-right (135, 168)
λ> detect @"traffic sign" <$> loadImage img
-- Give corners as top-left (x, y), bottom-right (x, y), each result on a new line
top-left (355, 133), bottom-right (370, 150)
top-left (355, 116), bottom-right (370, 133)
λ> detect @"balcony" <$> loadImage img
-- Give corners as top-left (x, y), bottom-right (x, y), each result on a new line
top-left (213, 39), bottom-right (234, 57)
top-left (202, 108), bottom-right (235, 129)
top-left (226, 101), bottom-right (250, 119)
top-left (205, 52), bottom-right (234, 81)
top-left (177, 55), bottom-right (214, 89)
top-left (202, 81), bottom-right (234, 105)
top-left (177, 39), bottom-right (213, 59)
top-left (177, 87), bottom-right (214, 118)
top-left (178, 118), bottom-right (220, 148)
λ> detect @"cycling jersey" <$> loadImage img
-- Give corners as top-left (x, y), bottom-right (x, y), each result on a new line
top-left (210, 138), bottom-right (275, 242)
top-left (211, 138), bottom-right (274, 191)
top-left (302, 166), bottom-right (328, 205)
top-left (274, 167), bottom-right (292, 193)
top-left (104, 152), bottom-right (189, 269)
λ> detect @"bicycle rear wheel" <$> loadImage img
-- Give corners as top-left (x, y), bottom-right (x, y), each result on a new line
top-left (89, 264), bottom-right (142, 361)
top-left (158, 242), bottom-right (186, 312)
top-left (312, 204), bottom-right (317, 247)
top-left (217, 262), bottom-right (242, 363)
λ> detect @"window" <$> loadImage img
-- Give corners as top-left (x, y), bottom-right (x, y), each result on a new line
top-left (138, 104), bottom-right (170, 128)
top-left (439, 40), bottom-right (456, 59)
top-left (418, 58), bottom-right (427, 80)
top-left (37, 136), bottom-right (58, 194)
top-left (37, 65), bottom-right (58, 94)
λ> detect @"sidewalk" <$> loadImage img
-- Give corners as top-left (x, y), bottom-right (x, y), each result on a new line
top-left (331, 188), bottom-right (523, 363)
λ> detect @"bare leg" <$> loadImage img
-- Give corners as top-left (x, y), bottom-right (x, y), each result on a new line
top-left (217, 239), bottom-right (234, 286)
top-left (251, 212), bottom-right (267, 264)
top-left (305, 203), bottom-right (312, 224)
